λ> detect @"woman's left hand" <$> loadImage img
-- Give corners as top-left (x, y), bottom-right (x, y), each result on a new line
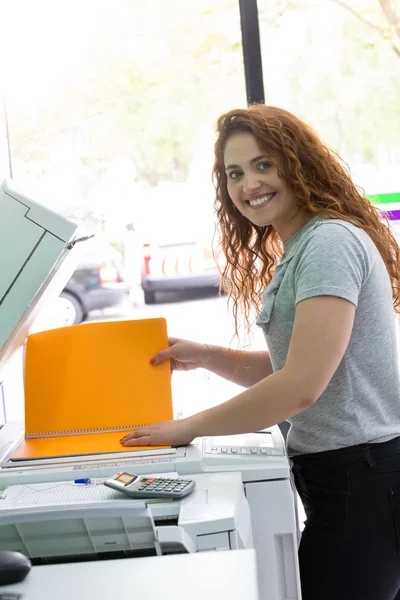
top-left (120, 418), bottom-right (196, 447)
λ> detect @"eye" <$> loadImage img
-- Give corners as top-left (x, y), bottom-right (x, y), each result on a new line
top-left (227, 170), bottom-right (242, 180)
top-left (257, 161), bottom-right (273, 171)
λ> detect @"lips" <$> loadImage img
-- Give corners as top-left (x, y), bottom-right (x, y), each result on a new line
top-left (245, 192), bottom-right (276, 208)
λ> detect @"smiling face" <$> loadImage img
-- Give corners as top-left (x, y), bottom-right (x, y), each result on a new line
top-left (224, 131), bottom-right (308, 241)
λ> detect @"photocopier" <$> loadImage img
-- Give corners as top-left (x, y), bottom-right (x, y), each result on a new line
top-left (0, 179), bottom-right (302, 600)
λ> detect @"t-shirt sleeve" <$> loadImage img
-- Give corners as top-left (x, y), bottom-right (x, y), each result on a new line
top-left (294, 223), bottom-right (370, 307)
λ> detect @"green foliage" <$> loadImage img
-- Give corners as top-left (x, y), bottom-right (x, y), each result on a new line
top-left (6, 0), bottom-right (244, 188)
top-left (5, 0), bottom-right (400, 196)
top-left (257, 0), bottom-right (400, 164)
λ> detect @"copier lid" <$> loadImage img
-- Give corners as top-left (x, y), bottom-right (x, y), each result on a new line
top-left (0, 178), bottom-right (100, 381)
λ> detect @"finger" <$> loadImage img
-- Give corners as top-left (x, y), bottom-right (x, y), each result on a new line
top-left (120, 434), bottom-right (136, 443)
top-left (123, 435), bottom-right (153, 447)
top-left (120, 428), bottom-right (152, 442)
top-left (150, 349), bottom-right (175, 365)
top-left (120, 431), bottom-right (139, 442)
top-left (150, 338), bottom-right (180, 365)
top-left (120, 430), bottom-right (150, 445)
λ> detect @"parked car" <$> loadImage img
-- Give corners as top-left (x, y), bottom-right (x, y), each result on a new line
top-left (60, 239), bottom-right (129, 324)
top-left (140, 236), bottom-right (220, 304)
top-left (135, 185), bottom-right (221, 304)
top-left (33, 239), bottom-right (129, 331)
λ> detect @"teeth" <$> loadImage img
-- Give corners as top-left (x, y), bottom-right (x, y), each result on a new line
top-left (248, 193), bottom-right (275, 207)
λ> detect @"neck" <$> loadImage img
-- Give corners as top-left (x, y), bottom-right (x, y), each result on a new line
top-left (274, 209), bottom-right (313, 243)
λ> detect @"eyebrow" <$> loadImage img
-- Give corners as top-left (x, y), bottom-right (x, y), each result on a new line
top-left (225, 155), bottom-right (267, 171)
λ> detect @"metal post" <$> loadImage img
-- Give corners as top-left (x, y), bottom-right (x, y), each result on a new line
top-left (238, 0), bottom-right (265, 105)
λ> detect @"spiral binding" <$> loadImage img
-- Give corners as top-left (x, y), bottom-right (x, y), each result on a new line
top-left (25, 424), bottom-right (150, 439)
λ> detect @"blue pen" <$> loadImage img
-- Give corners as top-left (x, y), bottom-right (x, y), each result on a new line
top-left (74, 478), bottom-right (91, 485)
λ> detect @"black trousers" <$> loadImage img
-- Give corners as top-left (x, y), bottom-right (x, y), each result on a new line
top-left (291, 436), bottom-right (400, 600)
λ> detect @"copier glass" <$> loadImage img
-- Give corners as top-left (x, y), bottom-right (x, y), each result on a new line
top-left (0, 179), bottom-right (302, 600)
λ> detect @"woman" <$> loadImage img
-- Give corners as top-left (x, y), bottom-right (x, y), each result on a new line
top-left (121, 105), bottom-right (400, 599)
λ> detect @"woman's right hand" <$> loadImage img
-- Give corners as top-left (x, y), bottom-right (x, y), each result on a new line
top-left (150, 337), bottom-right (209, 372)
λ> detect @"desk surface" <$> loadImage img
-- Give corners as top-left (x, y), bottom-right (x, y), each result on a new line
top-left (0, 549), bottom-right (259, 600)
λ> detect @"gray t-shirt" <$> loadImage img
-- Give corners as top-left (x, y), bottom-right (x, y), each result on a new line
top-left (256, 217), bottom-right (400, 455)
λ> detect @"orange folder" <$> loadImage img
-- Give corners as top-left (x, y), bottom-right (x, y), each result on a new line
top-left (11, 317), bottom-right (173, 460)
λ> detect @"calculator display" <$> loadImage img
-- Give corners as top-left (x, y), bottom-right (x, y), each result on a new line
top-left (116, 472), bottom-right (138, 485)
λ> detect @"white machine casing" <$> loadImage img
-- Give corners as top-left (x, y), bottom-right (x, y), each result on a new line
top-left (0, 426), bottom-right (301, 599)
top-left (0, 472), bottom-right (252, 557)
top-left (0, 179), bottom-right (302, 600)
top-left (0, 549), bottom-right (260, 600)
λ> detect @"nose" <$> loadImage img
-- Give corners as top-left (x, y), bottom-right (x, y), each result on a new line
top-left (242, 172), bottom-right (263, 193)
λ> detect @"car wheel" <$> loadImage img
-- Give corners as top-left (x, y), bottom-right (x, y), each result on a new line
top-left (58, 292), bottom-right (84, 325)
top-left (144, 290), bottom-right (156, 305)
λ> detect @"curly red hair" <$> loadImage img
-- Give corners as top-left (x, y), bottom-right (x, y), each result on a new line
top-left (212, 105), bottom-right (400, 336)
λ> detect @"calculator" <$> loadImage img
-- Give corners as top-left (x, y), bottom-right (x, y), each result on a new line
top-left (104, 472), bottom-right (196, 499)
